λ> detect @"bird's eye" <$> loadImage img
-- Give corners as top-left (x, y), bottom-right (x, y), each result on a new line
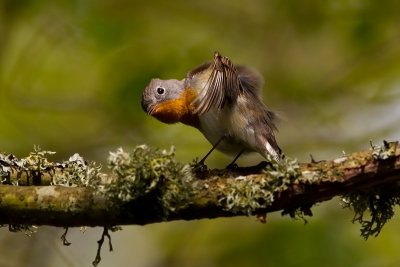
top-left (157, 87), bottom-right (165, 95)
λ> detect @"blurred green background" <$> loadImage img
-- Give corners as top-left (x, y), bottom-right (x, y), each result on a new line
top-left (1, 0), bottom-right (400, 266)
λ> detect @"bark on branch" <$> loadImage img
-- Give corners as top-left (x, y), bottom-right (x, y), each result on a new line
top-left (0, 141), bottom-right (399, 227)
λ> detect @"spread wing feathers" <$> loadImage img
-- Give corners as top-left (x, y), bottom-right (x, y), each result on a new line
top-left (236, 65), bottom-right (264, 98)
top-left (193, 52), bottom-right (243, 115)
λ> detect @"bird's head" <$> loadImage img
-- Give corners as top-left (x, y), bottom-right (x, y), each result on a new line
top-left (141, 78), bottom-right (191, 124)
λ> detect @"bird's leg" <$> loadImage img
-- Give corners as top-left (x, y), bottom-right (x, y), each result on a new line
top-left (226, 150), bottom-right (244, 169)
top-left (198, 135), bottom-right (226, 166)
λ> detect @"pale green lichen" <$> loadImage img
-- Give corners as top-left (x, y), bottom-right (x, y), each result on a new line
top-left (0, 146), bottom-right (104, 187)
top-left (0, 145), bottom-right (56, 185)
top-left (222, 155), bottom-right (301, 215)
top-left (262, 156), bottom-right (301, 189)
top-left (102, 145), bottom-right (194, 216)
top-left (51, 153), bottom-right (102, 188)
top-left (371, 140), bottom-right (397, 160)
top-left (301, 170), bottom-right (322, 182)
top-left (224, 177), bottom-right (274, 215)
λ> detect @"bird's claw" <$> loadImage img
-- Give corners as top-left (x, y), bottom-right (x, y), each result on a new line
top-left (193, 159), bottom-right (208, 172)
top-left (225, 163), bottom-right (239, 169)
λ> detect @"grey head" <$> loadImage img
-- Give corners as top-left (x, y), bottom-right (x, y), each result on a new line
top-left (141, 78), bottom-right (185, 115)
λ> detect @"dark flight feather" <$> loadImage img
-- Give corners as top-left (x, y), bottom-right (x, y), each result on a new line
top-left (193, 52), bottom-right (242, 115)
top-left (236, 65), bottom-right (264, 97)
top-left (190, 52), bottom-right (268, 116)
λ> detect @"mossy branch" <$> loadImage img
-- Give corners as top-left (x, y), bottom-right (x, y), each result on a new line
top-left (0, 142), bottom-right (399, 239)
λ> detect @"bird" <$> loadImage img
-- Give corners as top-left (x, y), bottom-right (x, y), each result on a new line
top-left (141, 51), bottom-right (282, 167)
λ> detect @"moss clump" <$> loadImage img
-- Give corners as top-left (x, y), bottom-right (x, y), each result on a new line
top-left (103, 145), bottom-right (194, 216)
top-left (222, 156), bottom-right (301, 215)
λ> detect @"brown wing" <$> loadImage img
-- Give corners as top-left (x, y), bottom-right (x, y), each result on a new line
top-left (236, 65), bottom-right (264, 98)
top-left (193, 51), bottom-right (242, 115)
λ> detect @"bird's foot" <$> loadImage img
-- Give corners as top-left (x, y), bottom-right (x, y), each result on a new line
top-left (192, 158), bottom-right (208, 173)
top-left (225, 163), bottom-right (239, 169)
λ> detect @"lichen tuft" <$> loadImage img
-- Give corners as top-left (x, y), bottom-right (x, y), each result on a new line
top-left (52, 154), bottom-right (102, 187)
top-left (224, 177), bottom-right (273, 215)
top-left (102, 145), bottom-right (194, 217)
top-left (222, 156), bottom-right (301, 215)
top-left (262, 155), bottom-right (301, 189)
top-left (371, 140), bottom-right (397, 160)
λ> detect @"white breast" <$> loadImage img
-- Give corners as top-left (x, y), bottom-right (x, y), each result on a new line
top-left (198, 97), bottom-right (257, 157)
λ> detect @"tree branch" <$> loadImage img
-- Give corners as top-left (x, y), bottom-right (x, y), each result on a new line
top-left (0, 141), bottom-right (399, 229)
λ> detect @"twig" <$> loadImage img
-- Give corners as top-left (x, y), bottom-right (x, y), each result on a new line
top-left (92, 227), bottom-right (113, 267)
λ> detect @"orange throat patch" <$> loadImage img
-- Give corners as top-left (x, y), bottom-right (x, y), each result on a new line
top-left (152, 87), bottom-right (199, 128)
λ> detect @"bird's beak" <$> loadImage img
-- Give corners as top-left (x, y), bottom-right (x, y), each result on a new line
top-left (147, 105), bottom-right (157, 115)
top-left (141, 94), bottom-right (157, 116)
